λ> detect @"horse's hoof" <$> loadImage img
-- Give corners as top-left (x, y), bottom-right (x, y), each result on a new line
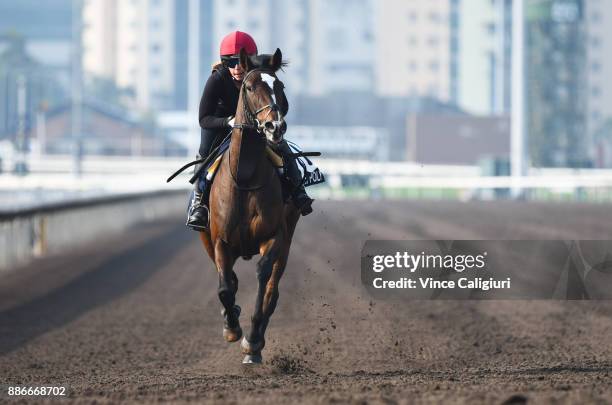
top-left (242, 354), bottom-right (262, 364)
top-left (241, 336), bottom-right (265, 354)
top-left (223, 326), bottom-right (242, 343)
top-left (221, 305), bottom-right (242, 342)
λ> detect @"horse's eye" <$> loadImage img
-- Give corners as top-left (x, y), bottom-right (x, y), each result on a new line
top-left (246, 86), bottom-right (253, 92)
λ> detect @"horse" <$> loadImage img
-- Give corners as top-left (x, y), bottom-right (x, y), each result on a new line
top-left (198, 48), bottom-right (301, 364)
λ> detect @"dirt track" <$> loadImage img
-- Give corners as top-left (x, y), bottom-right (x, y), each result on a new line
top-left (1, 200), bottom-right (612, 404)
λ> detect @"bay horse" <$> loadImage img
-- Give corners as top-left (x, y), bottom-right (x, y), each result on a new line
top-left (199, 48), bottom-right (301, 364)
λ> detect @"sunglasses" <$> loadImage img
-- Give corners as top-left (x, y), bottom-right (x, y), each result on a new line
top-left (223, 57), bottom-right (241, 68)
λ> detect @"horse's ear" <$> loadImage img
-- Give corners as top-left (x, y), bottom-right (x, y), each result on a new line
top-left (239, 48), bottom-right (253, 71)
top-left (270, 48), bottom-right (282, 71)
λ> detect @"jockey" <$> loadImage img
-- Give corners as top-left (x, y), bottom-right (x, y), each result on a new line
top-left (186, 30), bottom-right (314, 231)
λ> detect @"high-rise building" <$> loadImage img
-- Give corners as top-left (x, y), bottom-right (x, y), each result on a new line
top-left (212, 0), bottom-right (374, 97)
top-left (306, 0), bottom-right (374, 95)
top-left (211, 0), bottom-right (309, 95)
top-left (82, 0), bottom-right (176, 111)
top-left (375, 0), bottom-right (453, 101)
top-left (584, 0), bottom-right (612, 166)
top-left (82, 0), bottom-right (117, 81)
top-left (173, 0), bottom-right (214, 111)
top-left (212, 0), bottom-right (273, 60)
top-left (269, 0), bottom-right (309, 95)
top-left (526, 0), bottom-right (588, 168)
top-left (457, 0), bottom-right (512, 115)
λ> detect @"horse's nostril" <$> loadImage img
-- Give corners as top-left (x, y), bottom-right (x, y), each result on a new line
top-left (264, 122), bottom-right (274, 130)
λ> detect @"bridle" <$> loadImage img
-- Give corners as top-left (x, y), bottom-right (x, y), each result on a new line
top-left (233, 68), bottom-right (285, 136)
top-left (226, 68), bottom-right (287, 190)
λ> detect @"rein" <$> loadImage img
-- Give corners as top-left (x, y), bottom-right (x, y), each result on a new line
top-left (230, 69), bottom-right (281, 258)
top-left (226, 68), bottom-right (281, 190)
top-left (226, 138), bottom-right (272, 191)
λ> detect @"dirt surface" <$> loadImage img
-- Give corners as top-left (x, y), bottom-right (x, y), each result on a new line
top-left (1, 200), bottom-right (612, 404)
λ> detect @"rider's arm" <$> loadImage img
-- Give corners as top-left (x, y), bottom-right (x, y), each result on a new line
top-left (199, 73), bottom-right (230, 129)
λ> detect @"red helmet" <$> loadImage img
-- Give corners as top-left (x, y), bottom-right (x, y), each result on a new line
top-left (220, 31), bottom-right (257, 56)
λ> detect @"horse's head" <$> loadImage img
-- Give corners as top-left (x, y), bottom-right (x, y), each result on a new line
top-left (238, 48), bottom-right (287, 145)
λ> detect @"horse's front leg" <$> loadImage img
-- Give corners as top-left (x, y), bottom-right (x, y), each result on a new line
top-left (241, 233), bottom-right (284, 364)
top-left (214, 239), bottom-right (242, 343)
top-left (258, 208), bottom-right (298, 338)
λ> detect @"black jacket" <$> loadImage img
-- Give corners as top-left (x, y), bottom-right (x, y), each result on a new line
top-left (198, 66), bottom-right (289, 131)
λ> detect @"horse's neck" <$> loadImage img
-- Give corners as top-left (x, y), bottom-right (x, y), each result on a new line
top-left (229, 105), bottom-right (267, 186)
top-left (228, 103), bottom-right (245, 176)
top-left (228, 126), bottom-right (241, 173)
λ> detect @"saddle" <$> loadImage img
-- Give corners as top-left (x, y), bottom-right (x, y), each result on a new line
top-left (197, 138), bottom-right (286, 198)
top-left (168, 137), bottom-right (324, 199)
top-left (204, 145), bottom-right (283, 182)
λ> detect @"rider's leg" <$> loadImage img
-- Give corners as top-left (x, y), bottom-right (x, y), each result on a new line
top-left (186, 159), bottom-right (210, 230)
top-left (275, 140), bottom-right (314, 216)
top-left (186, 128), bottom-right (216, 230)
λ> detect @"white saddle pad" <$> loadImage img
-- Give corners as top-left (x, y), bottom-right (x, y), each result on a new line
top-left (287, 141), bottom-right (325, 187)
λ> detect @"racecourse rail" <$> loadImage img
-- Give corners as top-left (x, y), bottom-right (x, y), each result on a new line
top-left (0, 189), bottom-right (187, 272)
top-left (4, 154), bottom-right (612, 188)
top-left (3, 155), bottom-right (612, 270)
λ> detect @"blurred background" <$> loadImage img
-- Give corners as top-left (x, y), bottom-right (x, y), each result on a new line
top-left (4, 3), bottom-right (612, 398)
top-left (0, 0), bottom-right (611, 207)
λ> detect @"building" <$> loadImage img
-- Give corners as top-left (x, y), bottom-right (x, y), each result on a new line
top-left (212, 0), bottom-right (273, 58)
top-left (584, 0), bottom-right (612, 167)
top-left (83, 0), bottom-right (215, 112)
top-left (526, 0), bottom-right (588, 168)
top-left (212, 0), bottom-right (374, 97)
top-left (306, 0), bottom-right (374, 95)
top-left (82, 0), bottom-right (177, 112)
top-left (406, 114), bottom-right (510, 166)
top-left (373, 0), bottom-right (511, 114)
top-left (0, 37), bottom-right (68, 147)
top-left (22, 100), bottom-right (185, 156)
top-left (174, 0), bottom-right (214, 111)
top-left (289, 126), bottom-right (389, 161)
top-left (457, 0), bottom-right (512, 115)
top-left (375, 0), bottom-right (455, 102)
top-left (269, 0), bottom-right (309, 95)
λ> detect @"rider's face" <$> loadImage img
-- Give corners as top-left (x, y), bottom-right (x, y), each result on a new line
top-left (229, 64), bottom-right (244, 81)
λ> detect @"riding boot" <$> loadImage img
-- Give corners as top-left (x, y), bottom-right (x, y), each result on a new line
top-left (186, 160), bottom-right (210, 231)
top-left (277, 141), bottom-right (314, 216)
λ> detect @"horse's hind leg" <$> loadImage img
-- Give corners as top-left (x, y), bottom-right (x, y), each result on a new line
top-left (214, 240), bottom-right (242, 343)
top-left (241, 234), bottom-right (283, 364)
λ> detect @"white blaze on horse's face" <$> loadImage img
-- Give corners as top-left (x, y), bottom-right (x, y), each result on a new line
top-left (260, 73), bottom-right (276, 104)
top-left (260, 73), bottom-right (284, 144)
